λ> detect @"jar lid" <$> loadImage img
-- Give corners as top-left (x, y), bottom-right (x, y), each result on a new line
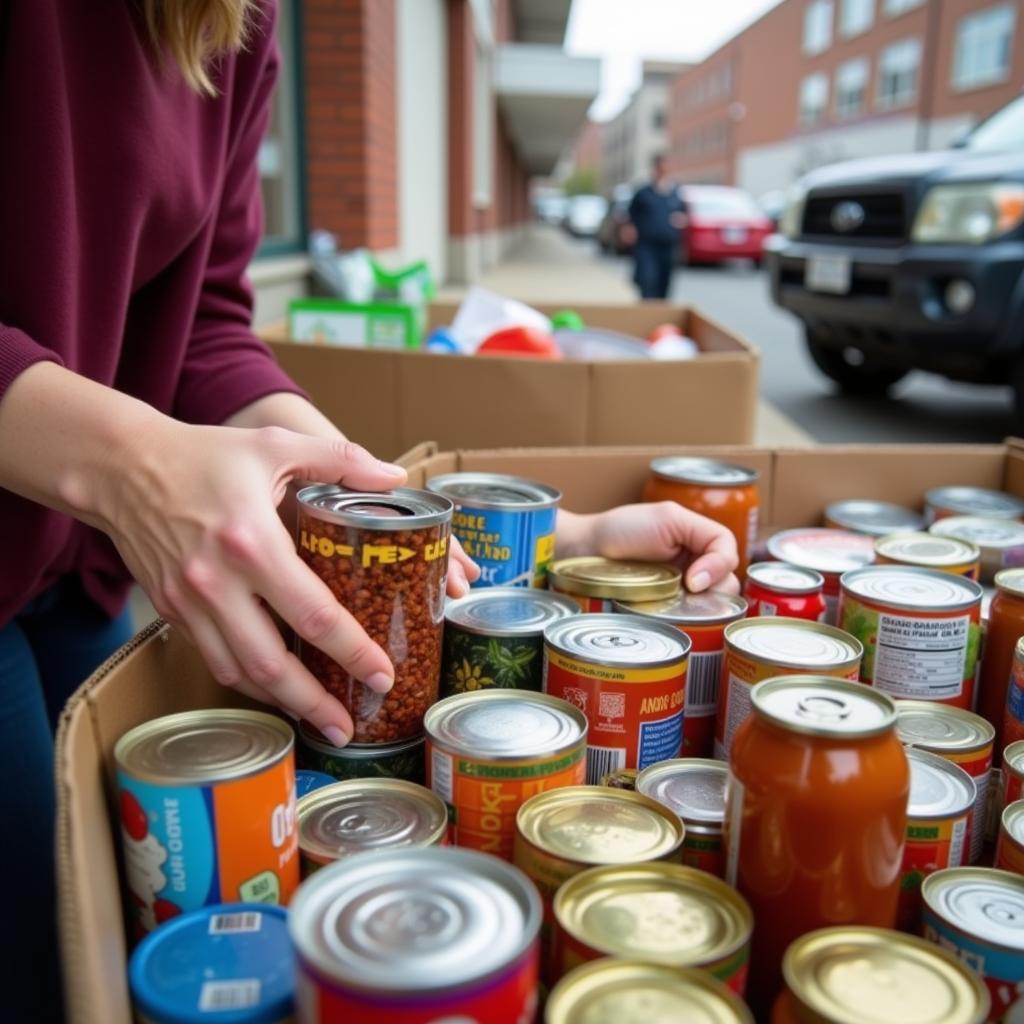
top-left (751, 676), bottom-right (897, 739)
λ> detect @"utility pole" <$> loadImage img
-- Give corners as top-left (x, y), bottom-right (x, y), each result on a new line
top-left (917, 0), bottom-right (943, 151)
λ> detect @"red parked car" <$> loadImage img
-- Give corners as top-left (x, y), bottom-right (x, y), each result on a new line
top-left (679, 185), bottom-right (775, 266)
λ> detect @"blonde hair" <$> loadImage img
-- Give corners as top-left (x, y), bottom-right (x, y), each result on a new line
top-left (141, 0), bottom-right (255, 95)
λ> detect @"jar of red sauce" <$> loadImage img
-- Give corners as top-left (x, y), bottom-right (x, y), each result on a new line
top-left (978, 568), bottom-right (1024, 762)
top-left (743, 562), bottom-right (826, 621)
top-left (643, 457), bottom-right (759, 580)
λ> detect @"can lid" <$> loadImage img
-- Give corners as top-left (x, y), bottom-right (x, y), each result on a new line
top-left (922, 867), bottom-right (1024, 952)
top-left (925, 486), bottom-right (1024, 519)
top-left (298, 721), bottom-right (425, 759)
top-left (895, 701), bottom-right (994, 755)
top-left (782, 926), bottom-right (989, 1024)
top-left (296, 485), bottom-right (452, 529)
top-left (545, 614), bottom-right (691, 669)
top-left (725, 617), bottom-right (862, 670)
top-left (115, 710), bottom-right (292, 785)
top-left (444, 587), bottom-right (579, 636)
top-left (751, 676), bottom-right (897, 739)
top-left (517, 786), bottom-right (684, 865)
top-left (554, 863), bottom-right (751, 965)
top-left (766, 529), bottom-right (876, 576)
top-left (825, 500), bottom-right (926, 537)
top-left (601, 768), bottom-right (639, 790)
top-left (649, 456), bottom-right (759, 488)
top-left (746, 561), bottom-right (825, 595)
top-left (907, 748), bottom-right (976, 819)
top-left (841, 565), bottom-right (983, 612)
top-left (297, 780), bottom-right (447, 862)
top-left (1003, 800), bottom-right (1024, 846)
top-left (424, 690), bottom-right (586, 760)
top-left (128, 904), bottom-right (294, 1024)
top-left (996, 568), bottom-right (1024, 598)
top-left (549, 557), bottom-right (682, 601)
top-left (425, 471), bottom-right (561, 510)
top-left (876, 533), bottom-right (980, 569)
top-left (930, 516), bottom-right (1024, 550)
top-left (296, 770), bottom-right (337, 799)
top-left (614, 590), bottom-right (748, 626)
top-left (288, 847), bottom-right (540, 991)
top-left (635, 758), bottom-right (728, 825)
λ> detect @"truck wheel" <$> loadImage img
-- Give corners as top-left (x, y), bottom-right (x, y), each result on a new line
top-left (805, 334), bottom-right (908, 396)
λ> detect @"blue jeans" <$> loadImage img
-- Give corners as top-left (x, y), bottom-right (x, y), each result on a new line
top-left (633, 240), bottom-right (676, 299)
top-left (1, 578), bottom-right (134, 1024)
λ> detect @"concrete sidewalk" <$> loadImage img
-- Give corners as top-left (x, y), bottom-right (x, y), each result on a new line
top-left (439, 226), bottom-right (812, 446)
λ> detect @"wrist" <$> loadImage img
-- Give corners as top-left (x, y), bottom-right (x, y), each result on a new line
top-left (555, 509), bottom-right (603, 559)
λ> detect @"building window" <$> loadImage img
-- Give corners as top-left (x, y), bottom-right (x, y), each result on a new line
top-left (952, 4), bottom-right (1016, 91)
top-left (883, 0), bottom-right (923, 16)
top-left (877, 37), bottom-right (921, 109)
top-left (653, 107), bottom-right (666, 131)
top-left (835, 57), bottom-right (870, 118)
top-left (840, 0), bottom-right (873, 37)
top-left (803, 0), bottom-right (834, 55)
top-left (799, 72), bottom-right (830, 128)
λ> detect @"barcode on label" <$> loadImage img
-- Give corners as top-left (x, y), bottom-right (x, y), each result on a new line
top-left (431, 748), bottom-right (454, 804)
top-left (587, 746), bottom-right (626, 785)
top-left (687, 651), bottom-right (722, 716)
top-left (198, 980), bottom-right (261, 1012)
top-left (208, 912), bottom-right (262, 935)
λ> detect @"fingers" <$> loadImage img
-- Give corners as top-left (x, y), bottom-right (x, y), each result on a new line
top-left (447, 536), bottom-right (480, 597)
top-left (266, 430), bottom-right (407, 493)
top-left (653, 503), bottom-right (739, 591)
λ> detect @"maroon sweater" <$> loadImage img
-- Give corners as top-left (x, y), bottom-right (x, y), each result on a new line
top-left (0, 0), bottom-right (303, 626)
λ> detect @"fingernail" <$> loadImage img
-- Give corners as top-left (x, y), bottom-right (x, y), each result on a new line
top-left (366, 671), bottom-right (394, 693)
top-left (378, 461), bottom-right (406, 476)
top-left (689, 571), bottom-right (711, 592)
top-left (323, 725), bottom-right (350, 749)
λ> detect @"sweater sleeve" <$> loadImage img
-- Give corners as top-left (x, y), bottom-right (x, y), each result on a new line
top-left (173, 1), bottom-right (306, 427)
top-left (0, 323), bottom-right (64, 399)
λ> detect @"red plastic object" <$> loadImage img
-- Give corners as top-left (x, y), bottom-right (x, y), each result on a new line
top-left (647, 323), bottom-right (683, 344)
top-left (478, 325), bottom-right (562, 359)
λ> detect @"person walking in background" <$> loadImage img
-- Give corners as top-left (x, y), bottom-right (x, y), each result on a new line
top-left (627, 154), bottom-right (687, 300)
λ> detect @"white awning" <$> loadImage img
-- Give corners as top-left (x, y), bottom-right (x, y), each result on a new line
top-left (512, 0), bottom-right (574, 44)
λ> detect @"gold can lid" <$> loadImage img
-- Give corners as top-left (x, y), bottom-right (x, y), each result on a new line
top-left (546, 959), bottom-right (754, 1024)
top-left (1004, 799), bottom-right (1024, 846)
top-left (907, 748), bottom-right (976, 820)
top-left (996, 568), bottom-right (1024, 599)
top-left (549, 557), bottom-right (681, 601)
top-left (750, 676), bottom-right (897, 739)
top-left (895, 700), bottom-right (994, 756)
top-left (615, 590), bottom-right (748, 626)
top-left (554, 862), bottom-right (751, 965)
top-left (783, 926), bottom-right (989, 1024)
top-left (517, 786), bottom-right (683, 866)
top-left (875, 533), bottom-right (980, 569)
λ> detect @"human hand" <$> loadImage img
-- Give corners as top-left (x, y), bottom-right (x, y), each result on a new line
top-left (448, 536), bottom-right (481, 595)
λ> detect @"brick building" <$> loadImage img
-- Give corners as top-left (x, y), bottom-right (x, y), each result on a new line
top-left (668, 0), bottom-right (1023, 198)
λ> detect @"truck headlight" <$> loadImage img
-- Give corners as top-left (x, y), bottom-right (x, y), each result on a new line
top-left (779, 187), bottom-right (807, 239)
top-left (912, 183), bottom-right (1024, 244)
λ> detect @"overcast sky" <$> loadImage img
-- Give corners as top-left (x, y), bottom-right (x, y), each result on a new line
top-left (566, 0), bottom-right (783, 121)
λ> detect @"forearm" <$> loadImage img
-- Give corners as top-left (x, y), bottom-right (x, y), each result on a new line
top-left (223, 391), bottom-right (345, 441)
top-left (555, 509), bottom-right (601, 558)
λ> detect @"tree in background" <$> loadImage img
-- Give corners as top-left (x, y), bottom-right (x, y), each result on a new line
top-left (562, 167), bottom-right (599, 196)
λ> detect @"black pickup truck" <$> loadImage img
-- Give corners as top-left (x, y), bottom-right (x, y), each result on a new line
top-left (767, 95), bottom-right (1024, 418)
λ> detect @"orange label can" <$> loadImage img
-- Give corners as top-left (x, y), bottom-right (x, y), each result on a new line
top-left (996, 800), bottom-right (1024, 876)
top-left (1003, 741), bottom-right (1024, 811)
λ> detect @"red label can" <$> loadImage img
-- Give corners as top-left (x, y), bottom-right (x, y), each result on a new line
top-left (1005, 741), bottom-right (1024, 811)
top-left (743, 562), bottom-right (826, 622)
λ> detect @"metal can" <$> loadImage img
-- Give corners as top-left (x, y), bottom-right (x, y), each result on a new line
top-left (548, 556), bottom-right (681, 613)
top-left (296, 770), bottom-right (336, 799)
top-left (743, 562), bottom-right (826, 622)
top-left (714, 617), bottom-right (862, 760)
top-left (600, 768), bottom-right (638, 790)
top-left (775, 926), bottom-right (989, 1024)
top-left (545, 960), bottom-right (754, 1024)
top-left (116, 710), bottom-right (298, 937)
top-left (296, 721), bottom-right (425, 784)
top-left (997, 800), bottom-right (1024, 876)
top-left (424, 690), bottom-right (587, 859)
top-left (129, 904), bottom-right (295, 1024)
top-left (426, 471), bottom-right (560, 588)
top-left (899, 748), bottom-right (976, 933)
top-left (636, 758), bottom-right (728, 878)
top-left (296, 485), bottom-right (452, 743)
top-left (441, 586), bottom-right (579, 696)
top-left (925, 486), bottom-right (1024, 525)
top-left (615, 590), bottom-right (747, 757)
top-left (980, 569), bottom-right (1024, 759)
top-left (931, 516), bottom-right (1024, 584)
top-left (1006, 639), bottom-right (1024, 749)
top-left (1004, 741), bottom-right (1024, 809)
top-left (543, 614), bottom-right (689, 782)
top-left (289, 846), bottom-right (541, 1024)
top-left (766, 527), bottom-right (875, 624)
top-left (296, 779), bottom-right (447, 876)
top-left (552, 863), bottom-right (753, 992)
top-left (922, 867), bottom-right (1024, 1021)
top-left (876, 532), bottom-right (982, 580)
top-left (896, 700), bottom-right (994, 865)
top-left (824, 499), bottom-right (926, 536)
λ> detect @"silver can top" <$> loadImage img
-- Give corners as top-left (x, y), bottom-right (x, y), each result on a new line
top-left (445, 587), bottom-right (579, 637)
top-left (926, 487), bottom-right (1024, 520)
top-left (825, 499), bottom-right (925, 537)
top-left (297, 485), bottom-right (452, 530)
top-left (746, 561), bottom-right (824, 595)
top-left (614, 591), bottom-right (748, 626)
top-left (875, 533), bottom-right (980, 569)
top-left (545, 614), bottom-right (691, 670)
top-left (750, 676), bottom-right (897, 739)
top-left (649, 456), bottom-right (758, 487)
top-left (725, 617), bottom-right (862, 670)
top-left (426, 471), bottom-right (560, 510)
top-left (931, 515), bottom-right (1024, 551)
top-left (895, 701), bottom-right (994, 756)
top-left (923, 867), bottom-right (1024, 952)
top-left (766, 528), bottom-right (876, 576)
top-left (841, 565), bottom-right (983, 612)
top-left (907, 748), bottom-right (976, 820)
top-left (635, 759), bottom-right (728, 826)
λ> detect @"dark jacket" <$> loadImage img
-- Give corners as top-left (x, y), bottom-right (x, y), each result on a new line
top-left (629, 183), bottom-right (685, 245)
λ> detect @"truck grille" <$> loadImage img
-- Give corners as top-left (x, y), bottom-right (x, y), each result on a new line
top-left (802, 193), bottom-right (906, 243)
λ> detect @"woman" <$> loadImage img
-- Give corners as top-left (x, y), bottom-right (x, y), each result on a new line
top-left (0, 2), bottom-right (738, 1018)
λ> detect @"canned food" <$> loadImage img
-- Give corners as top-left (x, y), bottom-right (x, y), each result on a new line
top-left (642, 457), bottom-right (760, 579)
top-left (289, 846), bottom-right (541, 1024)
top-left (543, 614), bottom-right (689, 782)
top-left (296, 779), bottom-right (447, 876)
top-left (922, 867), bottom-right (1024, 1021)
top-left (1005, 639), bottom-right (1024, 750)
top-left (997, 800), bottom-right (1024, 876)
top-left (743, 562), bottom-right (826, 622)
top-left (931, 516), bottom-right (1024, 584)
top-left (876, 533), bottom-right (982, 580)
top-left (296, 722), bottom-right (425, 784)
top-left (839, 566), bottom-right (983, 709)
top-left (424, 690), bottom-right (587, 858)
top-left (116, 710), bottom-right (298, 937)
top-left (615, 590), bottom-right (747, 757)
top-left (129, 904), bottom-right (295, 1024)
top-left (766, 528), bottom-right (875, 624)
top-left (1004, 741), bottom-right (1024, 809)
top-left (296, 486), bottom-right (452, 743)
top-left (896, 700), bottom-right (994, 865)
top-left (925, 486), bottom-right (1024, 524)
top-left (548, 556), bottom-right (681, 613)
top-left (296, 770), bottom-right (336, 798)
top-left (636, 758), bottom-right (728, 877)
top-left (824, 499), bottom-right (926, 537)
top-left (545, 960), bottom-right (754, 1024)
top-left (426, 471), bottom-right (560, 588)
top-left (726, 677), bottom-right (909, 1011)
top-left (774, 926), bottom-right (989, 1024)
top-left (441, 586), bottom-right (578, 696)
top-left (552, 863), bottom-right (752, 993)
top-left (980, 570), bottom-right (1024, 759)
top-left (600, 768), bottom-right (638, 790)
top-left (714, 617), bottom-right (862, 760)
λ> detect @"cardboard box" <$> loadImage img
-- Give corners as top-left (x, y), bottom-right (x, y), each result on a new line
top-left (264, 300), bottom-right (761, 460)
top-left (57, 438), bottom-right (1024, 1023)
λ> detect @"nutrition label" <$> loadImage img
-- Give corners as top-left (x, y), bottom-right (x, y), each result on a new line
top-left (874, 613), bottom-right (969, 699)
top-left (431, 749), bottom-right (454, 803)
top-left (638, 710), bottom-right (684, 769)
top-left (720, 675), bottom-right (754, 757)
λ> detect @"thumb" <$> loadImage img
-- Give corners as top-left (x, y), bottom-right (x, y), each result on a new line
top-left (273, 432), bottom-right (408, 491)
